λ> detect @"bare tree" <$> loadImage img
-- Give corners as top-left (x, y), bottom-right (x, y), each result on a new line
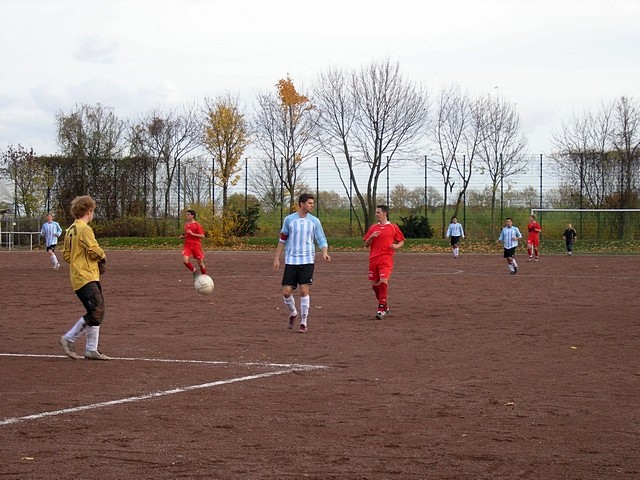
top-left (554, 97), bottom-right (640, 212)
top-left (552, 105), bottom-right (612, 208)
top-left (390, 184), bottom-right (430, 213)
top-left (466, 186), bottom-right (493, 209)
top-left (313, 67), bottom-right (359, 226)
top-left (0, 145), bottom-right (46, 217)
top-left (56, 103), bottom-right (127, 220)
top-left (509, 185), bottom-right (539, 208)
top-left (430, 85), bottom-right (484, 236)
top-left (314, 60), bottom-right (429, 233)
top-left (316, 190), bottom-right (349, 211)
top-left (610, 96), bottom-right (640, 209)
top-left (476, 95), bottom-right (528, 233)
top-left (426, 186), bottom-right (443, 211)
top-left (113, 154), bottom-right (150, 217)
top-left (179, 155), bottom-right (211, 206)
top-left (130, 105), bottom-right (201, 219)
top-left (248, 156), bottom-right (281, 213)
top-left (253, 76), bottom-right (320, 212)
top-left (552, 97), bottom-right (640, 238)
top-left (129, 116), bottom-right (163, 219)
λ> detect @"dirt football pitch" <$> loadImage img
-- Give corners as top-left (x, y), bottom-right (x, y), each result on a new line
top-left (1, 249), bottom-right (639, 479)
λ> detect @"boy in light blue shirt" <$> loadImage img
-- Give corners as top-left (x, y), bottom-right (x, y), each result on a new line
top-left (273, 193), bottom-right (330, 333)
top-left (445, 216), bottom-right (465, 258)
top-left (40, 213), bottom-right (62, 270)
top-left (497, 217), bottom-right (522, 275)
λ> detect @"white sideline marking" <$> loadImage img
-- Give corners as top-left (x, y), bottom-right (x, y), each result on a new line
top-left (0, 354), bottom-right (328, 426)
top-left (0, 353), bottom-right (325, 370)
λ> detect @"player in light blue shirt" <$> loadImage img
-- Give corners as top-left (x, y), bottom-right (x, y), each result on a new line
top-left (40, 213), bottom-right (62, 270)
top-left (445, 216), bottom-right (465, 258)
top-left (273, 193), bottom-right (330, 333)
top-left (497, 217), bottom-right (522, 275)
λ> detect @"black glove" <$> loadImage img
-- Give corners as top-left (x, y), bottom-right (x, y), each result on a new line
top-left (98, 258), bottom-right (106, 274)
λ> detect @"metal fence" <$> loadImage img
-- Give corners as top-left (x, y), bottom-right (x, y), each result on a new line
top-left (0, 230), bottom-right (42, 250)
top-left (1, 152), bottom-right (588, 244)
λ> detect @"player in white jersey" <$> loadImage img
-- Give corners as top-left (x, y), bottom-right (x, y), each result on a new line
top-left (497, 217), bottom-right (522, 275)
top-left (445, 216), bottom-right (465, 258)
top-left (40, 213), bottom-right (62, 270)
top-left (273, 193), bottom-right (330, 333)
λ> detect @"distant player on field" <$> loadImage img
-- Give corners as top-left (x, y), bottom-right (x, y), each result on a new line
top-left (181, 209), bottom-right (207, 280)
top-left (273, 193), bottom-right (330, 334)
top-left (563, 223), bottom-right (578, 256)
top-left (527, 214), bottom-right (542, 261)
top-left (363, 205), bottom-right (405, 319)
top-left (40, 212), bottom-right (62, 270)
top-left (497, 217), bottom-right (522, 275)
top-left (445, 215), bottom-right (465, 258)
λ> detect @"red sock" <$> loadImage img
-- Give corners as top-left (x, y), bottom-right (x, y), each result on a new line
top-left (201, 267), bottom-right (207, 275)
top-left (379, 282), bottom-right (388, 308)
top-left (184, 262), bottom-right (196, 272)
top-left (372, 284), bottom-right (381, 301)
top-left (527, 247), bottom-right (532, 256)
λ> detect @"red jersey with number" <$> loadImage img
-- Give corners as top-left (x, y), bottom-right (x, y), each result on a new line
top-left (363, 222), bottom-right (405, 259)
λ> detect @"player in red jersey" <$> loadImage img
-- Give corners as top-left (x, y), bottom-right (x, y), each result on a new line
top-left (527, 214), bottom-right (542, 261)
top-left (363, 205), bottom-right (405, 319)
top-left (180, 209), bottom-right (207, 279)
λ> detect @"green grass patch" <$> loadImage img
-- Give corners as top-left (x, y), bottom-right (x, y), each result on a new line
top-left (98, 235), bottom-right (640, 254)
top-left (100, 236), bottom-right (183, 249)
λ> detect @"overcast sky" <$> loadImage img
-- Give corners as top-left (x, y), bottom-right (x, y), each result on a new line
top-left (1, 0), bottom-right (639, 157)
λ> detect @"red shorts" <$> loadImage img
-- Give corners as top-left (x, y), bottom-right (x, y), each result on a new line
top-left (368, 256), bottom-right (393, 282)
top-left (527, 235), bottom-right (539, 247)
top-left (182, 244), bottom-right (204, 260)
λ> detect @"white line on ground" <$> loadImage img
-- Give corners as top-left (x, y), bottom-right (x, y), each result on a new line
top-left (0, 353), bottom-right (328, 370)
top-left (0, 354), bottom-right (328, 426)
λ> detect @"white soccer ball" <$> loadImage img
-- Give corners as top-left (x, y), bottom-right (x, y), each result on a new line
top-left (194, 274), bottom-right (214, 295)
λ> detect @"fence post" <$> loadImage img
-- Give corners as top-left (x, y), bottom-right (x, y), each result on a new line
top-left (244, 158), bottom-right (248, 215)
top-left (386, 156), bottom-right (390, 207)
top-left (423, 155), bottom-right (428, 218)
top-left (316, 156), bottom-right (320, 218)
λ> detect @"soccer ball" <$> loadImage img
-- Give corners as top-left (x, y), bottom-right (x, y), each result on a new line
top-left (194, 274), bottom-right (214, 295)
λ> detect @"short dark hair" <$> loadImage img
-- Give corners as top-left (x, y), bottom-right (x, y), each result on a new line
top-left (376, 205), bottom-right (389, 215)
top-left (187, 209), bottom-right (197, 218)
top-left (298, 193), bottom-right (315, 205)
top-left (451, 216), bottom-right (457, 221)
top-left (506, 217), bottom-right (513, 221)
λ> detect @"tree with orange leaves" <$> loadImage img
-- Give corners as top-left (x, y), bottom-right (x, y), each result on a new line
top-left (203, 93), bottom-right (250, 213)
top-left (254, 75), bottom-right (320, 212)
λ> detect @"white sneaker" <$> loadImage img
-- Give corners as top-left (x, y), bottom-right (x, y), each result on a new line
top-left (59, 336), bottom-right (81, 360)
top-left (54, 263), bottom-right (60, 270)
top-left (83, 350), bottom-right (110, 360)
